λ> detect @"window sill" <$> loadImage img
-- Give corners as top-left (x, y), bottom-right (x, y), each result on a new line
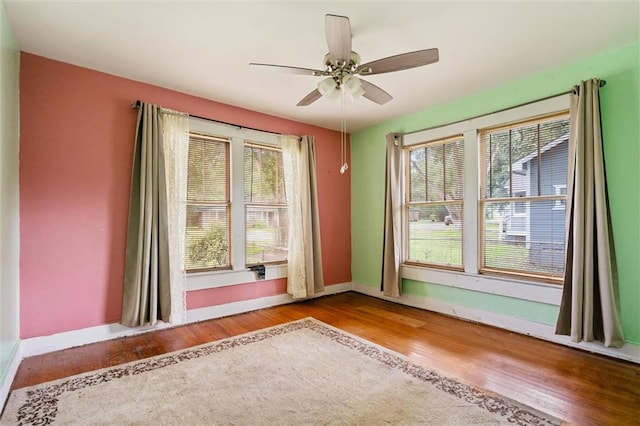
top-left (187, 264), bottom-right (288, 291)
top-left (401, 264), bottom-right (562, 305)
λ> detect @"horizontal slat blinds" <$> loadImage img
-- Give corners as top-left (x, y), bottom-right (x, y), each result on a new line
top-left (406, 136), bottom-right (464, 268)
top-left (479, 113), bottom-right (569, 280)
top-left (185, 134), bottom-right (230, 271)
top-left (244, 143), bottom-right (288, 265)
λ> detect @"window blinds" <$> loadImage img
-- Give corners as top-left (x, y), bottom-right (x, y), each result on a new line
top-left (243, 143), bottom-right (288, 265)
top-left (479, 113), bottom-right (569, 280)
top-left (406, 136), bottom-right (464, 268)
top-left (184, 134), bottom-right (230, 271)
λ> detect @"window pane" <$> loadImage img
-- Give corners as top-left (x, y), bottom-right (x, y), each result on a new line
top-left (483, 132), bottom-right (510, 199)
top-left (244, 144), bottom-right (288, 265)
top-left (187, 137), bottom-right (228, 203)
top-left (426, 145), bottom-right (444, 201)
top-left (244, 145), bottom-right (286, 204)
top-left (479, 114), bottom-right (568, 280)
top-left (408, 137), bottom-right (464, 203)
top-left (408, 148), bottom-right (427, 202)
top-left (444, 139), bottom-right (464, 200)
top-left (246, 206), bottom-right (288, 264)
top-left (407, 204), bottom-right (462, 267)
top-left (185, 135), bottom-right (230, 271)
top-left (185, 205), bottom-right (229, 269)
top-left (481, 116), bottom-right (569, 201)
top-left (482, 200), bottom-right (565, 277)
top-left (406, 136), bottom-right (464, 269)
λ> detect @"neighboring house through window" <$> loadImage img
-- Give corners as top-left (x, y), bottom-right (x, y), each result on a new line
top-left (480, 114), bottom-right (569, 279)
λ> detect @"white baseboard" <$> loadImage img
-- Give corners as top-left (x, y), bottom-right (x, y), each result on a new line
top-left (353, 283), bottom-right (640, 364)
top-left (21, 283), bottom-right (353, 358)
top-left (187, 282), bottom-right (352, 322)
top-left (1, 340), bottom-right (21, 413)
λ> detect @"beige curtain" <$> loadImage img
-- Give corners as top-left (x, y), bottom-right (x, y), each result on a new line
top-left (555, 79), bottom-right (625, 348)
top-left (282, 135), bottom-right (324, 298)
top-left (161, 110), bottom-right (189, 324)
top-left (381, 133), bottom-right (403, 297)
top-left (121, 102), bottom-right (188, 327)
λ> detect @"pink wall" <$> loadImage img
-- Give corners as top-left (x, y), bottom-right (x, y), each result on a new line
top-left (20, 53), bottom-right (351, 339)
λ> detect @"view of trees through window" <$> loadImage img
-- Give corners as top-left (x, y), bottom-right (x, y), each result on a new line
top-left (184, 134), bottom-right (289, 271)
top-left (244, 144), bottom-right (288, 265)
top-left (406, 137), bottom-right (464, 267)
top-left (185, 135), bottom-right (230, 271)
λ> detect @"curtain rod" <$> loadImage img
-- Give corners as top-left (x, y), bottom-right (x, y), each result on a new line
top-left (403, 80), bottom-right (606, 136)
top-left (131, 100), bottom-right (300, 140)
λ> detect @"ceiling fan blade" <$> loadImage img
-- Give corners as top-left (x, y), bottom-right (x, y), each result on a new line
top-left (297, 89), bottom-right (323, 106)
top-left (360, 79), bottom-right (393, 105)
top-left (250, 63), bottom-right (326, 76)
top-left (357, 48), bottom-right (439, 75)
top-left (325, 14), bottom-right (352, 63)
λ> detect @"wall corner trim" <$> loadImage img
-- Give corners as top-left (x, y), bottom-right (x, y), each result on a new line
top-left (1, 340), bottom-right (22, 411)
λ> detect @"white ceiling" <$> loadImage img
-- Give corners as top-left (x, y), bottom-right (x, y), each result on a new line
top-left (5, 1), bottom-right (639, 132)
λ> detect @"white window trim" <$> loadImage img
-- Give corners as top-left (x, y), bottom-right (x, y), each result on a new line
top-left (186, 117), bottom-right (287, 291)
top-left (553, 184), bottom-right (567, 210)
top-left (402, 94), bottom-right (569, 305)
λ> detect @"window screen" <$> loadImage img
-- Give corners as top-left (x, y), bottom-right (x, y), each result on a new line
top-left (405, 136), bottom-right (464, 268)
top-left (479, 113), bottom-right (569, 280)
top-left (244, 143), bottom-right (288, 265)
top-left (185, 134), bottom-right (230, 271)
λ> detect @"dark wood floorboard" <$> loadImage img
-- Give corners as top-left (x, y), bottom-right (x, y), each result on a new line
top-left (10, 292), bottom-right (640, 425)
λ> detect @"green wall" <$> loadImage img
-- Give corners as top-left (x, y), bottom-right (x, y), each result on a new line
top-left (351, 43), bottom-right (640, 345)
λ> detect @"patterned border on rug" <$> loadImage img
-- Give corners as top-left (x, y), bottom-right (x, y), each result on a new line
top-left (5, 318), bottom-right (562, 425)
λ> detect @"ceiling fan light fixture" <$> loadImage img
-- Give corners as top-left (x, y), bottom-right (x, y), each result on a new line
top-left (343, 75), bottom-right (365, 100)
top-left (349, 85), bottom-right (365, 101)
top-left (317, 77), bottom-right (340, 100)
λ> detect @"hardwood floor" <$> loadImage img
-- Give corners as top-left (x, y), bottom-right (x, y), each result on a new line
top-left (10, 292), bottom-right (640, 425)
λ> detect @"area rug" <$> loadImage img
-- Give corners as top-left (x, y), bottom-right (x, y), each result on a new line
top-left (1, 318), bottom-right (562, 425)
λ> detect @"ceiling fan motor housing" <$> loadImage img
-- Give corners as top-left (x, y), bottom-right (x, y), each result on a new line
top-left (324, 51), bottom-right (367, 86)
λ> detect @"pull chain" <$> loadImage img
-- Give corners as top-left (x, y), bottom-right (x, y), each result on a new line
top-left (340, 89), bottom-right (348, 174)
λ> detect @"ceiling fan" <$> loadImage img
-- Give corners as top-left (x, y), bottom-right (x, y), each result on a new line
top-left (250, 14), bottom-right (439, 106)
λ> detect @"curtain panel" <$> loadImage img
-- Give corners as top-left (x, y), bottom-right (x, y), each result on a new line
top-left (282, 135), bottom-right (324, 298)
top-left (121, 103), bottom-right (188, 327)
top-left (381, 133), bottom-right (403, 297)
top-left (555, 79), bottom-right (625, 348)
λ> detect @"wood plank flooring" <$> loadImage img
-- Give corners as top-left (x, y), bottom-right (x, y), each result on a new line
top-left (10, 292), bottom-right (640, 425)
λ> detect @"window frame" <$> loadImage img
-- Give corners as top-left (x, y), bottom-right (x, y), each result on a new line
top-left (401, 94), bottom-right (570, 305)
top-left (185, 132), bottom-right (232, 273)
top-left (243, 141), bottom-right (288, 267)
top-left (403, 135), bottom-right (465, 271)
top-left (186, 117), bottom-right (288, 291)
top-left (478, 112), bottom-right (569, 282)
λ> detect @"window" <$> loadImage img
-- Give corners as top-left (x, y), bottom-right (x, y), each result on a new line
top-left (244, 143), bottom-right (288, 265)
top-left (185, 133), bottom-right (230, 271)
top-left (184, 118), bottom-right (289, 281)
top-left (402, 94), bottom-right (570, 292)
top-left (405, 136), bottom-right (464, 269)
top-left (479, 113), bottom-right (569, 280)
